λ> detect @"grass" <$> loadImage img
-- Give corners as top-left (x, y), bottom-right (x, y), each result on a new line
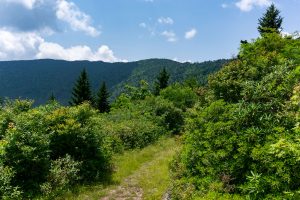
top-left (57, 136), bottom-right (180, 200)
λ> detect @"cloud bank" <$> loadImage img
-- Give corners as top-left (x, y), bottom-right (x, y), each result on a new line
top-left (0, 0), bottom-right (124, 62)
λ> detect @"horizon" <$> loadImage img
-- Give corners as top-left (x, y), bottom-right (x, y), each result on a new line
top-left (0, 57), bottom-right (229, 64)
top-left (0, 0), bottom-right (299, 63)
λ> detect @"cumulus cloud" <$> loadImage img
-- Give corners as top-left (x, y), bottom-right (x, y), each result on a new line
top-left (37, 43), bottom-right (122, 62)
top-left (0, 28), bottom-right (44, 60)
top-left (158, 17), bottom-right (174, 25)
top-left (161, 30), bottom-right (177, 42)
top-left (185, 28), bottom-right (197, 39)
top-left (56, 0), bottom-right (100, 37)
top-left (236, 0), bottom-right (272, 12)
top-left (0, 0), bottom-right (117, 61)
top-left (0, 0), bottom-right (100, 36)
top-left (0, 28), bottom-right (124, 62)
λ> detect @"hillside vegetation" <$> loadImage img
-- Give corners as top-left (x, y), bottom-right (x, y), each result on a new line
top-left (0, 76), bottom-right (198, 199)
top-left (1, 4), bottom-right (300, 200)
top-left (0, 59), bottom-right (227, 105)
top-left (170, 32), bottom-right (300, 199)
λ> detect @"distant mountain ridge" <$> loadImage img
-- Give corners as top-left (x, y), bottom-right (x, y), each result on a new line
top-left (0, 58), bottom-right (229, 105)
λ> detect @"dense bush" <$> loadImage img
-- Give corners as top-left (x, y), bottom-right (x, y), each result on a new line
top-left (0, 101), bottom-right (112, 198)
top-left (160, 83), bottom-right (198, 111)
top-left (40, 155), bottom-right (81, 197)
top-left (171, 33), bottom-right (300, 199)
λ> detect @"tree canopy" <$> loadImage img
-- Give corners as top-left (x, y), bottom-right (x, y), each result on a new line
top-left (69, 69), bottom-right (93, 106)
top-left (258, 3), bottom-right (283, 35)
top-left (96, 81), bottom-right (110, 113)
top-left (154, 68), bottom-right (170, 95)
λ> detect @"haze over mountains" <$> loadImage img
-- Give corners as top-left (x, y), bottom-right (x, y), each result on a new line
top-left (0, 59), bottom-right (228, 105)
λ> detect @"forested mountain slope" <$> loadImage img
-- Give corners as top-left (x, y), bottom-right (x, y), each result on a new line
top-left (0, 59), bottom-right (228, 104)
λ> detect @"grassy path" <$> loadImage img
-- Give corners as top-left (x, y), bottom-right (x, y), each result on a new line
top-left (61, 136), bottom-right (180, 200)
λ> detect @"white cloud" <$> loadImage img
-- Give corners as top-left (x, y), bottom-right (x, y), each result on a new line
top-left (4, 0), bottom-right (38, 9)
top-left (281, 31), bottom-right (300, 39)
top-left (0, 28), bottom-right (44, 60)
top-left (161, 30), bottom-right (177, 42)
top-left (236, 0), bottom-right (272, 12)
top-left (37, 43), bottom-right (122, 62)
top-left (0, 28), bottom-right (124, 62)
top-left (56, 0), bottom-right (100, 37)
top-left (158, 17), bottom-right (174, 25)
top-left (185, 28), bottom-right (197, 39)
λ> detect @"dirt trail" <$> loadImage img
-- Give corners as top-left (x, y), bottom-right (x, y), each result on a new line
top-left (100, 138), bottom-right (179, 200)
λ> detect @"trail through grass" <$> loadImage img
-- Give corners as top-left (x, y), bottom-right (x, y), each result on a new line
top-left (60, 136), bottom-right (180, 200)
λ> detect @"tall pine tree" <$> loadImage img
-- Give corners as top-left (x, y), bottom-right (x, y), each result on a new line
top-left (154, 68), bottom-right (170, 95)
top-left (70, 69), bottom-right (93, 106)
top-left (258, 3), bottom-right (283, 35)
top-left (96, 81), bottom-right (110, 113)
top-left (48, 92), bottom-right (56, 103)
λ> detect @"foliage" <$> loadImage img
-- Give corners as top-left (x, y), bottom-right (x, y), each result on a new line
top-left (40, 155), bottom-right (81, 197)
top-left (0, 59), bottom-right (227, 105)
top-left (48, 93), bottom-right (56, 102)
top-left (258, 3), bottom-right (283, 35)
top-left (123, 80), bottom-right (152, 101)
top-left (154, 68), bottom-right (170, 95)
top-left (209, 32), bottom-right (300, 103)
top-left (113, 59), bottom-right (228, 99)
top-left (0, 101), bottom-right (112, 198)
top-left (160, 83), bottom-right (198, 111)
top-left (102, 96), bottom-right (168, 150)
top-left (70, 69), bottom-right (93, 106)
top-left (0, 166), bottom-right (22, 200)
top-left (172, 31), bottom-right (300, 199)
top-left (96, 82), bottom-right (110, 113)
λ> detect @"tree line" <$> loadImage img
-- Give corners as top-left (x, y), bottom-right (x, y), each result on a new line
top-left (67, 67), bottom-right (171, 112)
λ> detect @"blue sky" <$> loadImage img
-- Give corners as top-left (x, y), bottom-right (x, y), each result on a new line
top-left (0, 0), bottom-right (299, 62)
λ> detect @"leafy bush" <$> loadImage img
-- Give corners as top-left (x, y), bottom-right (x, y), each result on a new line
top-left (0, 101), bottom-right (112, 198)
top-left (0, 106), bottom-right (51, 194)
top-left (45, 104), bottom-right (112, 181)
top-left (40, 155), bottom-right (81, 197)
top-left (0, 166), bottom-right (22, 200)
top-left (103, 96), bottom-right (167, 150)
top-left (153, 97), bottom-right (185, 134)
top-left (160, 84), bottom-right (198, 111)
top-left (172, 33), bottom-right (300, 199)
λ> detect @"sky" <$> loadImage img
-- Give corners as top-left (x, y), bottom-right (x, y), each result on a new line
top-left (0, 0), bottom-right (299, 63)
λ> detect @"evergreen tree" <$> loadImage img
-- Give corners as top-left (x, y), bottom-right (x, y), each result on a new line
top-left (154, 68), bottom-right (170, 95)
top-left (96, 81), bottom-right (110, 113)
top-left (258, 3), bottom-right (283, 35)
top-left (70, 69), bottom-right (92, 106)
top-left (48, 92), bottom-right (56, 103)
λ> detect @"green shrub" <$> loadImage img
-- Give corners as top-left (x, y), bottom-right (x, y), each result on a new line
top-left (0, 108), bottom-right (51, 195)
top-left (100, 117), bottom-right (164, 150)
top-left (172, 33), bottom-right (300, 199)
top-left (160, 84), bottom-right (198, 111)
top-left (153, 97), bottom-right (184, 134)
top-left (45, 104), bottom-right (112, 181)
top-left (0, 102), bottom-right (112, 198)
top-left (40, 155), bottom-right (81, 197)
top-left (0, 166), bottom-right (22, 200)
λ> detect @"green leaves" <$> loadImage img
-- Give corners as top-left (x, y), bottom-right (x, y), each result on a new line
top-left (173, 32), bottom-right (300, 199)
